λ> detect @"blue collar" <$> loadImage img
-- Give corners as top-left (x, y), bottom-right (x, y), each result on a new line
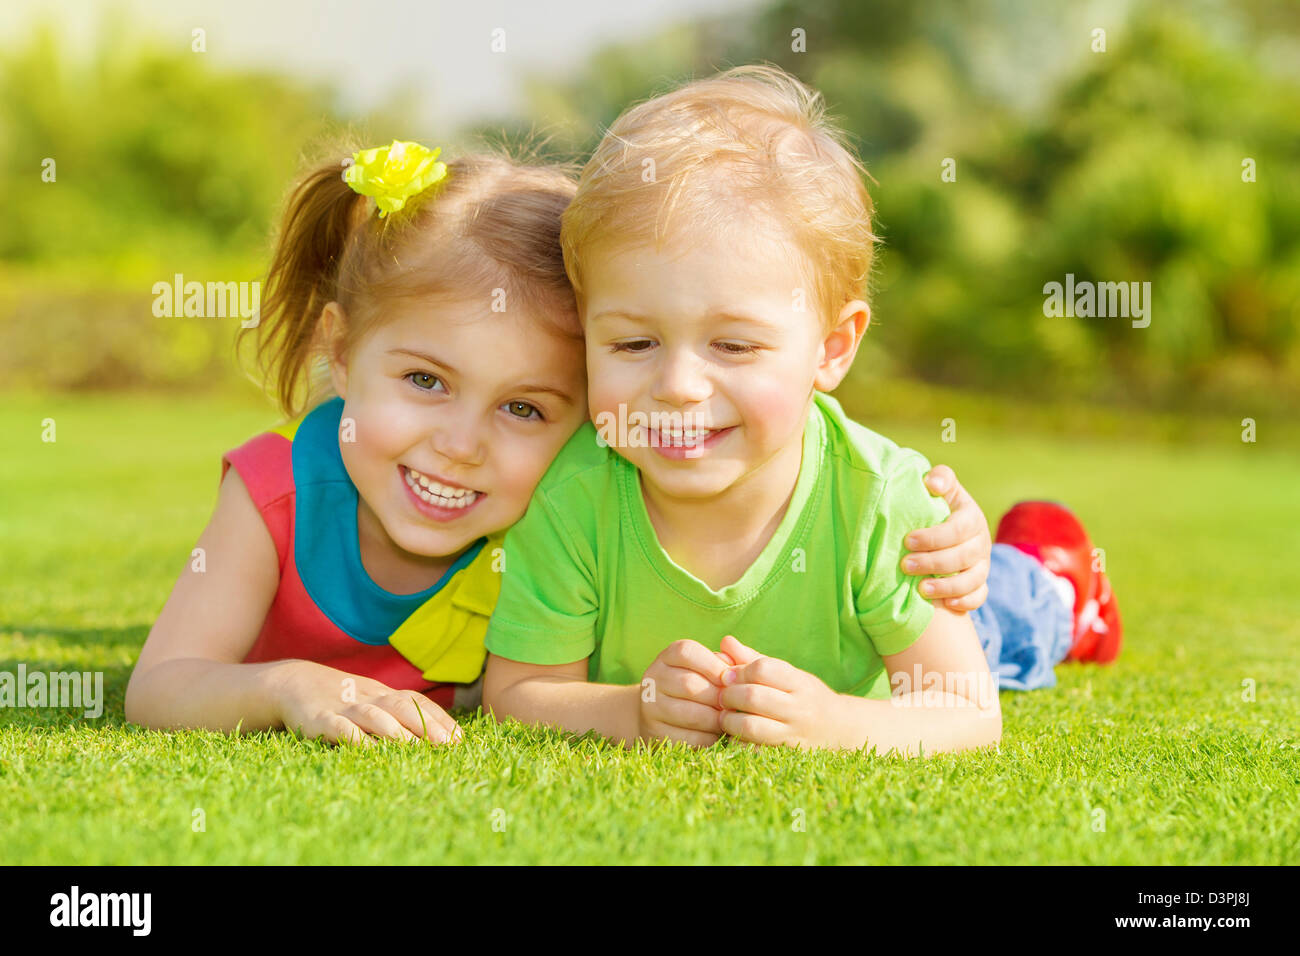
top-left (292, 397), bottom-right (485, 645)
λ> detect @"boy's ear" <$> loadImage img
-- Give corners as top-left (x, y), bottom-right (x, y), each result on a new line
top-left (814, 299), bottom-right (870, 392)
top-left (321, 302), bottom-right (349, 399)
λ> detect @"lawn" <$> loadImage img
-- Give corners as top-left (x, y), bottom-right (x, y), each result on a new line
top-left (1, 389), bottom-right (1296, 865)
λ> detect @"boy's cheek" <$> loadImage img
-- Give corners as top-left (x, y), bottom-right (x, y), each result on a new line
top-left (586, 372), bottom-right (632, 423)
top-left (735, 380), bottom-right (808, 441)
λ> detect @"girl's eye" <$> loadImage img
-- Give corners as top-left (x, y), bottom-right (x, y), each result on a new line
top-left (408, 372), bottom-right (445, 392)
top-left (610, 339), bottom-right (656, 353)
top-left (714, 341), bottom-right (758, 355)
top-left (504, 400), bottom-right (543, 421)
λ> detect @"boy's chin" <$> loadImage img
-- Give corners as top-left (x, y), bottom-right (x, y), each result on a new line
top-left (637, 459), bottom-right (743, 502)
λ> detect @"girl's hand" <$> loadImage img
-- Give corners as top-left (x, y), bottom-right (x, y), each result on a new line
top-left (902, 465), bottom-right (992, 613)
top-left (274, 660), bottom-right (462, 746)
top-left (715, 636), bottom-right (852, 751)
top-left (637, 639), bottom-right (729, 748)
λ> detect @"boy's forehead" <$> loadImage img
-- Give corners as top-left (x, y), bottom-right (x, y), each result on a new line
top-left (581, 225), bottom-right (813, 304)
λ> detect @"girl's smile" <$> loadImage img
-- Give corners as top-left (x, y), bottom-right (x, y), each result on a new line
top-left (400, 465), bottom-right (486, 522)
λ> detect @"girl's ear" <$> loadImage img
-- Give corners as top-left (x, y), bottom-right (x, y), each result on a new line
top-left (321, 302), bottom-right (349, 399)
top-left (813, 299), bottom-right (870, 392)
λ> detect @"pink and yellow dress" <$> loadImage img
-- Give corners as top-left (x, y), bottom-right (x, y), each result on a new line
top-left (221, 397), bottom-right (501, 711)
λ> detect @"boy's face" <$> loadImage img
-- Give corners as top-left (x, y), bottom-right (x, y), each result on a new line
top-left (581, 223), bottom-right (845, 503)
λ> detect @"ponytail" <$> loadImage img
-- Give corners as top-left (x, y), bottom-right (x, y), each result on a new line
top-left (243, 159), bottom-right (365, 419)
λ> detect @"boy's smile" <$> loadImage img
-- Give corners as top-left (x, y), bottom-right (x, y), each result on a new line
top-left (582, 220), bottom-right (831, 509)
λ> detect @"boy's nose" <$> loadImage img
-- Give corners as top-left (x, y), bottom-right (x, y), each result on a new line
top-left (650, 348), bottom-right (712, 407)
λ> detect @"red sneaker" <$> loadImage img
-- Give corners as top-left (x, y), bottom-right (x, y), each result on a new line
top-left (1086, 571), bottom-right (1123, 664)
top-left (994, 501), bottom-right (1120, 664)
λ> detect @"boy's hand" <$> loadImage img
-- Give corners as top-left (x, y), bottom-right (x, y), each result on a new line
top-left (715, 636), bottom-right (852, 751)
top-left (901, 465), bottom-right (992, 613)
top-left (275, 660), bottom-right (462, 747)
top-left (638, 640), bottom-right (729, 748)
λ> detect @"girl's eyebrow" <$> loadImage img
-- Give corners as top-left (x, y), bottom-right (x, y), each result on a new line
top-left (388, 347), bottom-right (575, 405)
top-left (388, 347), bottom-right (456, 372)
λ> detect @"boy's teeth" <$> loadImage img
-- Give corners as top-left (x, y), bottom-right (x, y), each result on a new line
top-left (658, 428), bottom-right (713, 446)
top-left (405, 468), bottom-right (478, 508)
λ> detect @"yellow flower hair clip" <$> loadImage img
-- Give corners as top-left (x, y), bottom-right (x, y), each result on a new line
top-left (343, 140), bottom-right (448, 217)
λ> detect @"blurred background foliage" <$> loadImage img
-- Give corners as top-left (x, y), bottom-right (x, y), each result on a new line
top-left (1, 0), bottom-right (1297, 416)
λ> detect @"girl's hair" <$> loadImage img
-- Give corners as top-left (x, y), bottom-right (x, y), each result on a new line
top-left (244, 148), bottom-right (580, 419)
top-left (562, 64), bottom-right (877, 325)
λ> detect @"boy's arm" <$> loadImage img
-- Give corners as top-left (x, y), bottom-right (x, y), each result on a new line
top-left (718, 608), bottom-right (1001, 756)
top-left (840, 606), bottom-right (1001, 755)
top-left (484, 638), bottom-right (732, 749)
top-left (483, 654), bottom-right (642, 745)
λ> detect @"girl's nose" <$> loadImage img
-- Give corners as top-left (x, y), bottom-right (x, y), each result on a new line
top-left (650, 347), bottom-right (712, 407)
top-left (428, 409), bottom-right (485, 466)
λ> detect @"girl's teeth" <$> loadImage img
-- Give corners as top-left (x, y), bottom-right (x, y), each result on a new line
top-left (405, 468), bottom-right (478, 509)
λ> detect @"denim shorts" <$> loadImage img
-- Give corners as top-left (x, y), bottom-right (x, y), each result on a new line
top-left (969, 544), bottom-right (1074, 691)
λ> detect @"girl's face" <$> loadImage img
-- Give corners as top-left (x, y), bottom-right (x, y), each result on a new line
top-left (328, 294), bottom-right (588, 562)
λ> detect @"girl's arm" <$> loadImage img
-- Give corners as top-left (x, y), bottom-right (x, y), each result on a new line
top-left (124, 469), bottom-right (460, 744)
top-left (124, 467), bottom-right (289, 732)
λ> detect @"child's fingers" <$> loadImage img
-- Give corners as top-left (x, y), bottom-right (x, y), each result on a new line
top-left (386, 693), bottom-right (460, 744)
top-left (345, 702), bottom-right (420, 742)
top-left (918, 561), bottom-right (988, 601)
top-left (661, 665), bottom-right (725, 707)
top-left (718, 634), bottom-right (762, 666)
top-left (923, 464), bottom-right (956, 498)
top-left (319, 715), bottom-right (373, 747)
top-left (651, 695), bottom-right (724, 734)
top-left (725, 656), bottom-right (800, 693)
top-left (719, 681), bottom-right (790, 721)
top-left (719, 709), bottom-right (788, 746)
top-left (902, 537), bottom-right (985, 577)
top-left (945, 584), bottom-right (989, 613)
top-left (904, 506), bottom-right (980, 553)
top-left (661, 639), bottom-right (728, 685)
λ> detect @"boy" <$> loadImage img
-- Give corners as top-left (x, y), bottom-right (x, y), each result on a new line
top-left (482, 66), bottom-right (1115, 755)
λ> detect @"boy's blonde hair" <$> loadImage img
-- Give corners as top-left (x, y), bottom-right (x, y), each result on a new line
top-left (561, 64), bottom-right (878, 324)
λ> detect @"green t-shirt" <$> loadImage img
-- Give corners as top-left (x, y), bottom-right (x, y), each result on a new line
top-left (484, 392), bottom-right (949, 700)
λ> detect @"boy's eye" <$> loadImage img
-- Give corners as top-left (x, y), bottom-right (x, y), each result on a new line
top-left (407, 372), bottom-right (446, 392)
top-left (504, 400), bottom-right (543, 421)
top-left (610, 339), bottom-right (656, 353)
top-left (714, 341), bottom-right (759, 355)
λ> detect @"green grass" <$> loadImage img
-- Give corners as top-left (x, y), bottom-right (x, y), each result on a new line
top-left (1, 389), bottom-right (1297, 864)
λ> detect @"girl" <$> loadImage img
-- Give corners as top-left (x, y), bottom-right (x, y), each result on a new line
top-left (124, 139), bottom-right (993, 747)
